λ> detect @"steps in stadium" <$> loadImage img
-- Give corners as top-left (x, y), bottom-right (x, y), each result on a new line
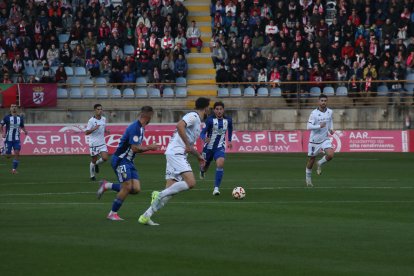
top-left (185, 0), bottom-right (216, 97)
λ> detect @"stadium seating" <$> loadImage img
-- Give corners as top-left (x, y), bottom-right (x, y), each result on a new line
top-left (57, 88), bottom-right (68, 98)
top-left (123, 88), bottom-right (135, 98)
top-left (377, 85), bottom-right (389, 96)
top-left (134, 88), bottom-right (147, 98)
top-left (336, 86), bottom-right (348, 96)
top-left (257, 87), bottom-right (269, 97)
top-left (124, 45), bottom-right (135, 55)
top-left (269, 87), bottom-right (282, 97)
top-left (404, 73), bottom-right (414, 94)
top-left (69, 88), bottom-right (82, 98)
top-left (81, 78), bottom-right (94, 87)
top-left (110, 88), bottom-right (122, 98)
top-left (95, 77), bottom-right (107, 86)
top-left (67, 77), bottom-right (81, 87)
top-left (243, 87), bottom-right (255, 97)
top-left (58, 33), bottom-right (69, 44)
top-left (74, 67), bottom-right (87, 76)
top-left (136, 77), bottom-right (147, 87)
top-left (83, 88), bottom-right (95, 98)
top-left (175, 87), bottom-right (187, 97)
top-left (148, 88), bottom-right (161, 98)
top-left (163, 87), bottom-right (174, 98)
top-left (230, 87), bottom-right (242, 97)
top-left (176, 77), bottom-right (187, 87)
top-left (96, 88), bottom-right (109, 98)
top-left (217, 87), bottom-right (229, 97)
top-left (64, 66), bottom-right (74, 76)
top-left (310, 87), bottom-right (321, 97)
top-left (323, 86), bottom-right (335, 96)
top-left (25, 66), bottom-right (35, 76)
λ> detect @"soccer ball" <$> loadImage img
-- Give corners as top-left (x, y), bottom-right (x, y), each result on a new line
top-left (232, 187), bottom-right (246, 199)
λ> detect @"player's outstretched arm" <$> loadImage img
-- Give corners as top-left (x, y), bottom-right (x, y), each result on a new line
top-left (132, 143), bottom-right (160, 153)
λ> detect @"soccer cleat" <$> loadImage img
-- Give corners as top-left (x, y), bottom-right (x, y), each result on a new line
top-left (199, 170), bottom-right (205, 180)
top-left (11, 169), bottom-right (18, 174)
top-left (96, 179), bottom-right (107, 199)
top-left (90, 176), bottom-right (96, 181)
top-left (306, 178), bottom-right (313, 187)
top-left (316, 165), bottom-right (322, 175)
top-left (138, 215), bottom-right (159, 226)
top-left (212, 187), bottom-right (220, 196)
top-left (151, 191), bottom-right (159, 205)
top-left (107, 213), bottom-right (124, 221)
top-left (95, 164), bottom-right (100, 174)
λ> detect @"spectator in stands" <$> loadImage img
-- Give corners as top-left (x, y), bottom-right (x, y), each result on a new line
top-left (215, 62), bottom-right (228, 88)
top-left (186, 21), bottom-right (202, 53)
top-left (60, 43), bottom-right (72, 67)
top-left (261, 40), bottom-right (278, 60)
top-left (148, 66), bottom-right (162, 89)
top-left (39, 62), bottom-right (54, 83)
top-left (47, 44), bottom-right (60, 66)
top-left (111, 44), bottom-right (124, 61)
top-left (174, 53), bottom-right (187, 78)
top-left (281, 73), bottom-right (297, 106)
top-left (2, 72), bottom-right (11, 83)
top-left (229, 64), bottom-right (241, 88)
top-left (16, 74), bottom-right (25, 84)
top-left (161, 63), bottom-right (175, 85)
top-left (85, 55), bottom-right (101, 78)
top-left (243, 63), bottom-right (257, 86)
top-left (62, 9), bottom-right (73, 33)
top-left (121, 65), bottom-right (135, 86)
top-left (378, 60), bottom-right (393, 84)
top-left (211, 42), bottom-right (228, 68)
top-left (69, 20), bottom-right (84, 48)
top-left (100, 55), bottom-right (112, 76)
top-left (55, 64), bottom-right (67, 84)
top-left (161, 30), bottom-right (175, 51)
top-left (84, 31), bottom-right (97, 52)
top-left (11, 54), bottom-right (24, 75)
top-left (72, 44), bottom-right (85, 67)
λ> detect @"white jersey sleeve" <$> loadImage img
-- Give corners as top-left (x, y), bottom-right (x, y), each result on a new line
top-left (87, 116), bottom-right (106, 147)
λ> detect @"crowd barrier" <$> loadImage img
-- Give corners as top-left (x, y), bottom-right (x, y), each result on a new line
top-left (17, 124), bottom-right (412, 155)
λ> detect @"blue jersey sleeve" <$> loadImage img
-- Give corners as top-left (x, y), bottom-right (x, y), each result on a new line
top-left (227, 117), bottom-right (233, 142)
top-left (20, 116), bottom-right (24, 128)
top-left (127, 124), bottom-right (143, 145)
top-left (200, 117), bottom-right (213, 141)
top-left (0, 115), bottom-right (7, 126)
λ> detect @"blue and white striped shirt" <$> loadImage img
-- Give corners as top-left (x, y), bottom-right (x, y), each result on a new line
top-left (113, 120), bottom-right (144, 163)
top-left (201, 115), bottom-right (233, 150)
top-left (1, 114), bottom-right (25, 142)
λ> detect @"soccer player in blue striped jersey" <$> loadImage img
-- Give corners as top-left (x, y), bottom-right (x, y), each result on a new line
top-left (200, 101), bottom-right (233, 195)
top-left (96, 106), bottom-right (160, 221)
top-left (0, 104), bottom-right (28, 174)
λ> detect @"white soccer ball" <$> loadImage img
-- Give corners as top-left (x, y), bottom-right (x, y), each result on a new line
top-left (232, 187), bottom-right (246, 199)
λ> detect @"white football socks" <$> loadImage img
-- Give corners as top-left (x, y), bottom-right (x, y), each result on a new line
top-left (90, 162), bottom-right (95, 177)
top-left (159, 181), bottom-right (190, 197)
top-left (96, 158), bottom-right (104, 165)
top-left (317, 156), bottom-right (327, 166)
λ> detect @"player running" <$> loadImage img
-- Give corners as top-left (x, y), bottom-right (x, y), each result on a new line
top-left (0, 104), bottom-right (28, 174)
top-left (199, 101), bottom-right (233, 195)
top-left (85, 104), bottom-right (109, 181)
top-left (305, 94), bottom-right (335, 187)
top-left (139, 97), bottom-right (210, 226)
top-left (97, 106), bottom-right (160, 221)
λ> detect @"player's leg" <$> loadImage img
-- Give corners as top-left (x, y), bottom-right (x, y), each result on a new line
top-left (94, 147), bottom-right (109, 173)
top-left (106, 164), bottom-right (135, 220)
top-left (212, 150), bottom-right (226, 195)
top-left (306, 156), bottom-right (315, 187)
top-left (200, 149), bottom-right (213, 179)
top-left (317, 147), bottom-right (334, 175)
top-left (90, 153), bottom-right (98, 180)
top-left (11, 141), bottom-right (21, 174)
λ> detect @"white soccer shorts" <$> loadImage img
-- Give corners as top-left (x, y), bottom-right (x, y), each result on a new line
top-left (308, 139), bottom-right (333, 157)
top-left (89, 144), bottom-right (108, 156)
top-left (165, 153), bottom-right (193, 181)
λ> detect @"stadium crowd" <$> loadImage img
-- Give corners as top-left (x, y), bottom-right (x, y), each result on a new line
top-left (0, 0), bottom-right (190, 88)
top-left (212, 0), bottom-right (414, 98)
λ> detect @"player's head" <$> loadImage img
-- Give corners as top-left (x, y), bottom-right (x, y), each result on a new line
top-left (318, 94), bottom-right (328, 109)
top-left (10, 104), bottom-right (18, 114)
top-left (213, 101), bottom-right (225, 118)
top-left (94, 104), bottom-right (103, 116)
top-left (195, 97), bottom-right (210, 119)
top-left (139, 105), bottom-right (154, 126)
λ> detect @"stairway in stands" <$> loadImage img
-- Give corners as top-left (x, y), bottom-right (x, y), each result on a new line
top-left (186, 0), bottom-right (217, 97)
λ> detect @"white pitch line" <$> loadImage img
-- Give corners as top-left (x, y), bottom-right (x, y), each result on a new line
top-left (1, 186), bottom-right (414, 197)
top-left (1, 200), bottom-right (414, 206)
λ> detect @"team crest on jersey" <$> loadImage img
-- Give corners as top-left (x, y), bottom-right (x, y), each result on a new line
top-left (133, 135), bottom-right (139, 142)
top-left (33, 91), bottom-right (44, 104)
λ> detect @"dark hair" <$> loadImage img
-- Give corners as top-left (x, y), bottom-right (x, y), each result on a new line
top-left (94, 104), bottom-right (102, 109)
top-left (319, 94), bottom-right (328, 99)
top-left (141, 106), bottom-right (154, 114)
top-left (214, 101), bottom-right (224, 109)
top-left (195, 97), bottom-right (210, 110)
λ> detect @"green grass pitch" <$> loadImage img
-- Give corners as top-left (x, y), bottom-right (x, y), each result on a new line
top-left (1, 153), bottom-right (413, 275)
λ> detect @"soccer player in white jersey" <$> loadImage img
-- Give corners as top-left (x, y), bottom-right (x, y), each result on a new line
top-left (199, 101), bottom-right (233, 195)
top-left (138, 97), bottom-right (210, 226)
top-left (85, 104), bottom-right (109, 181)
top-left (305, 94), bottom-right (335, 187)
top-left (0, 104), bottom-right (28, 174)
